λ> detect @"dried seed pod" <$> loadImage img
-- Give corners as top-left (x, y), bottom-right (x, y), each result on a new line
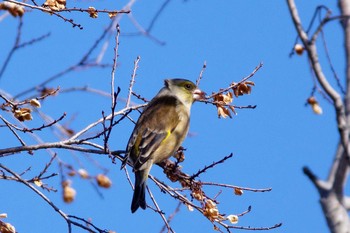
top-left (88, 6), bottom-right (98, 18)
top-left (63, 185), bottom-right (76, 203)
top-left (307, 97), bottom-right (323, 115)
top-left (14, 108), bottom-right (32, 122)
top-left (30, 99), bottom-right (41, 108)
top-left (42, 0), bottom-right (66, 11)
top-left (234, 187), bottom-right (243, 196)
top-left (77, 169), bottom-right (89, 179)
top-left (294, 44), bottom-right (304, 55)
top-left (227, 214), bottom-right (239, 224)
top-left (96, 174), bottom-right (112, 188)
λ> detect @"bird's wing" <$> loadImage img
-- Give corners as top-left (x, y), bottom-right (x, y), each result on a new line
top-left (126, 95), bottom-right (182, 171)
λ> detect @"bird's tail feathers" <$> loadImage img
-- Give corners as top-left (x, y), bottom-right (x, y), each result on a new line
top-left (131, 172), bottom-right (147, 213)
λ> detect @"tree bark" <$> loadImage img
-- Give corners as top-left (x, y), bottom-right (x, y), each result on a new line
top-left (287, 0), bottom-right (350, 232)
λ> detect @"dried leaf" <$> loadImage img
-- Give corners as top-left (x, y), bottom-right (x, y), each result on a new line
top-left (0, 213), bottom-right (7, 219)
top-left (233, 81), bottom-right (254, 97)
top-left (217, 106), bottom-right (232, 118)
top-left (228, 105), bottom-right (237, 115)
top-left (244, 81), bottom-right (255, 86)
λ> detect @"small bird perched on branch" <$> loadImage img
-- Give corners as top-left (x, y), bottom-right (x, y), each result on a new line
top-left (121, 78), bottom-right (205, 213)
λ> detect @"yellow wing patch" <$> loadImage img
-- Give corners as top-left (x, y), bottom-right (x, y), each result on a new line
top-left (161, 130), bottom-right (171, 144)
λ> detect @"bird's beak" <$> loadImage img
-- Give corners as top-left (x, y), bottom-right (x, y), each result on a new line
top-left (193, 88), bottom-right (206, 101)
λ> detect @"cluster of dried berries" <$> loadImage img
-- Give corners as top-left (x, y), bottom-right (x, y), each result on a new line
top-left (0, 1), bottom-right (24, 17)
top-left (0, 214), bottom-right (15, 233)
top-left (307, 96), bottom-right (323, 115)
top-left (42, 0), bottom-right (66, 11)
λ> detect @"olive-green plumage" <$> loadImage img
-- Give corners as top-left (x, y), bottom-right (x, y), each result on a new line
top-left (121, 79), bottom-right (205, 213)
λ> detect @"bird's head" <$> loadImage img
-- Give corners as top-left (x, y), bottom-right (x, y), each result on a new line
top-left (165, 79), bottom-right (206, 105)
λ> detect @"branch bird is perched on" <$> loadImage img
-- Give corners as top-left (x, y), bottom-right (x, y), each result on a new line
top-left (121, 79), bottom-right (205, 213)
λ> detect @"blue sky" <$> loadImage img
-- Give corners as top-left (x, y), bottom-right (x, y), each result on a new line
top-left (0, 0), bottom-right (345, 232)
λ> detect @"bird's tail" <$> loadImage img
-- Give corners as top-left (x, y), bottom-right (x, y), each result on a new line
top-left (131, 171), bottom-right (147, 213)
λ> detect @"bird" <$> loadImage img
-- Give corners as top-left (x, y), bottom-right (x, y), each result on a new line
top-left (121, 78), bottom-right (205, 213)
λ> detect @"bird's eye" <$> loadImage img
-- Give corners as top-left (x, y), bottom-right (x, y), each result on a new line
top-left (184, 83), bottom-right (192, 90)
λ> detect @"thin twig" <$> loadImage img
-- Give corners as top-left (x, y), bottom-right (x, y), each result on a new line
top-left (147, 186), bottom-right (175, 233)
top-left (0, 115), bottom-right (27, 147)
top-left (126, 56), bottom-right (141, 108)
top-left (205, 62), bottom-right (263, 99)
top-left (159, 202), bottom-right (182, 233)
top-left (196, 61), bottom-right (207, 87)
top-left (190, 153), bottom-right (233, 180)
top-left (4, 0), bottom-right (83, 29)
